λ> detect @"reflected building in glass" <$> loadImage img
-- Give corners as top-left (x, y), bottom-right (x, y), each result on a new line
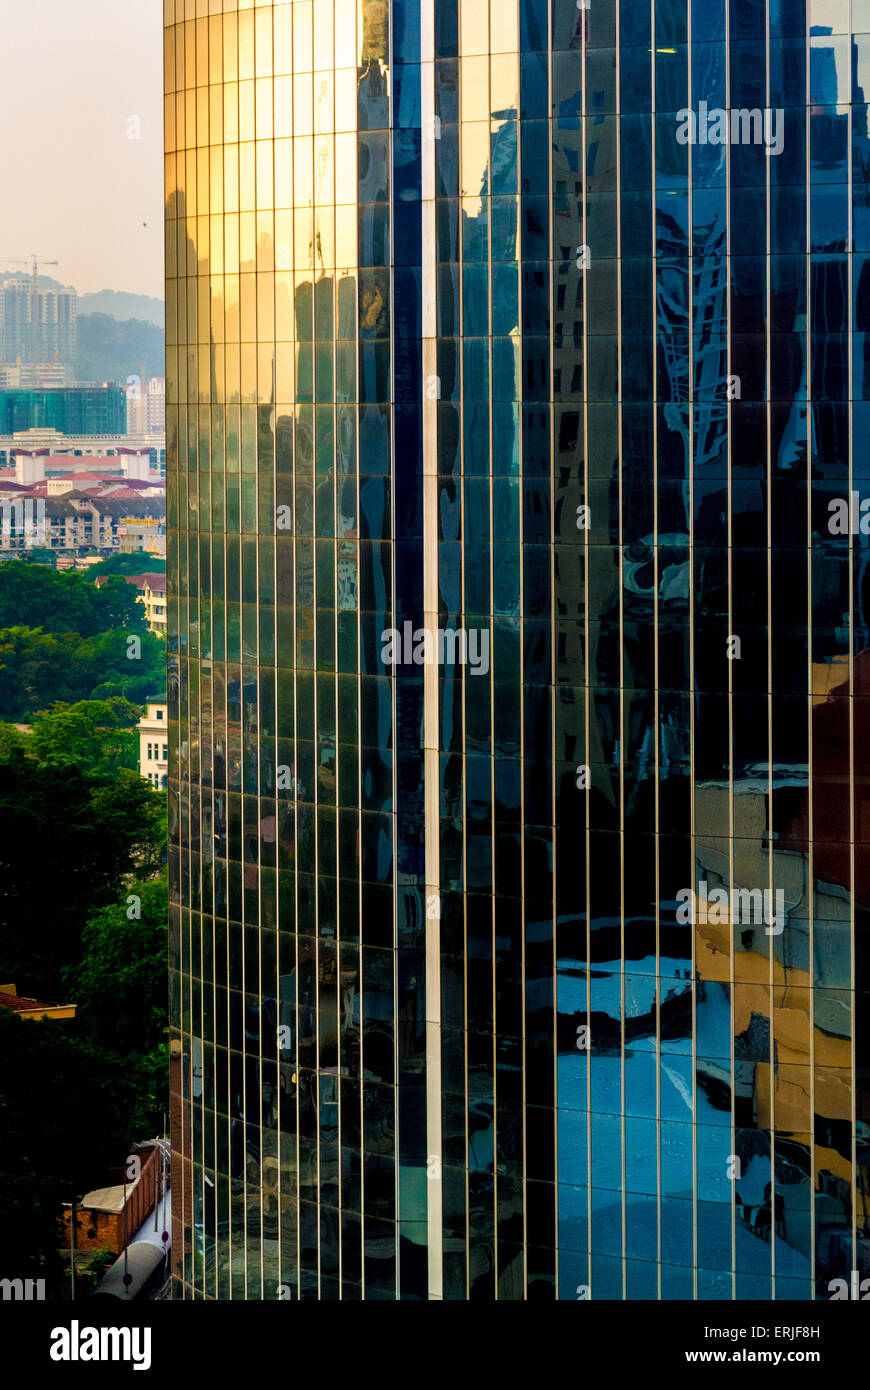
top-left (166, 0), bottom-right (870, 1299)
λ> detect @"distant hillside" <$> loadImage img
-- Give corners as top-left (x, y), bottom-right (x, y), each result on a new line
top-left (0, 275), bottom-right (164, 328)
top-left (79, 290), bottom-right (164, 327)
top-left (0, 271), bottom-right (71, 292)
top-left (76, 314), bottom-right (164, 387)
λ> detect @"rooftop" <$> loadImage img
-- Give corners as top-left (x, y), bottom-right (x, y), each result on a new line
top-left (0, 983), bottom-right (76, 1020)
top-left (95, 571), bottom-right (166, 591)
top-left (78, 1185), bottom-right (127, 1215)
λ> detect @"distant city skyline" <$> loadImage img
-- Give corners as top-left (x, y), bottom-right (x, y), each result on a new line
top-left (0, 0), bottom-right (163, 301)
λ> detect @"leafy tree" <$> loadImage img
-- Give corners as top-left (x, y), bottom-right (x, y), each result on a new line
top-left (80, 1247), bottom-right (116, 1295)
top-left (30, 699), bottom-right (139, 780)
top-left (89, 770), bottom-right (167, 880)
top-left (0, 625), bottom-right (165, 720)
top-left (0, 562), bottom-right (148, 639)
top-left (0, 759), bottom-right (166, 999)
top-left (0, 560), bottom-right (169, 1283)
top-left (0, 564), bottom-right (91, 634)
top-left (0, 563), bottom-right (163, 719)
top-left (0, 721), bottom-right (28, 758)
top-left (64, 876), bottom-right (168, 1062)
top-left (90, 576), bottom-right (149, 633)
top-left (87, 552), bottom-right (165, 580)
top-left (86, 629), bottom-right (166, 706)
top-left (23, 547), bottom-right (57, 568)
top-left (0, 627), bottom-right (82, 718)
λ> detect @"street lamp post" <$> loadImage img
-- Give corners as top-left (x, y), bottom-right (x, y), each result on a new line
top-left (69, 1197), bottom-right (76, 1302)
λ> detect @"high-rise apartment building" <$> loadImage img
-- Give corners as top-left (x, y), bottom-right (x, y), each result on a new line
top-left (167, 0), bottom-right (869, 1300)
top-left (0, 276), bottom-right (77, 371)
top-left (127, 375), bottom-right (168, 435)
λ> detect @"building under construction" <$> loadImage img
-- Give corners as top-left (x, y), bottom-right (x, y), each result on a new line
top-left (0, 256), bottom-right (77, 380)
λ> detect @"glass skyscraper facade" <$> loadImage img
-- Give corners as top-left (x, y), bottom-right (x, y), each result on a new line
top-left (166, 0), bottom-right (870, 1300)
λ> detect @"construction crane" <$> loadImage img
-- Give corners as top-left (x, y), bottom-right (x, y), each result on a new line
top-left (0, 255), bottom-right (59, 363)
top-left (6, 349), bottom-right (60, 388)
top-left (2, 253), bottom-right (59, 292)
top-left (36, 349), bottom-right (61, 388)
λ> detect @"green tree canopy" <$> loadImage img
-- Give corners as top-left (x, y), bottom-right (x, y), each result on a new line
top-left (29, 698), bottom-right (139, 780)
top-left (22, 547), bottom-right (57, 568)
top-left (0, 760), bottom-right (166, 999)
top-left (0, 625), bottom-right (165, 720)
top-left (0, 562), bottom-right (148, 638)
top-left (0, 721), bottom-right (28, 758)
top-left (63, 876), bottom-right (168, 1061)
top-left (0, 559), bottom-right (169, 1286)
top-left (86, 552), bottom-right (166, 580)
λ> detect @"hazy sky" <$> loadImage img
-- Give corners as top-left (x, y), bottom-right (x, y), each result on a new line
top-left (0, 0), bottom-right (164, 300)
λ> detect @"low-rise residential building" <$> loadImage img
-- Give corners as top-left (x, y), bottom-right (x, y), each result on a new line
top-left (117, 513), bottom-right (166, 557)
top-left (140, 573), bottom-right (166, 632)
top-left (0, 494), bottom-right (164, 558)
top-left (138, 702), bottom-right (168, 788)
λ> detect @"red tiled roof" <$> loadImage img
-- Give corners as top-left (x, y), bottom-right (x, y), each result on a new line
top-left (95, 571), bottom-right (165, 590)
top-left (0, 991), bottom-right (64, 1014)
top-left (96, 573), bottom-right (140, 588)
